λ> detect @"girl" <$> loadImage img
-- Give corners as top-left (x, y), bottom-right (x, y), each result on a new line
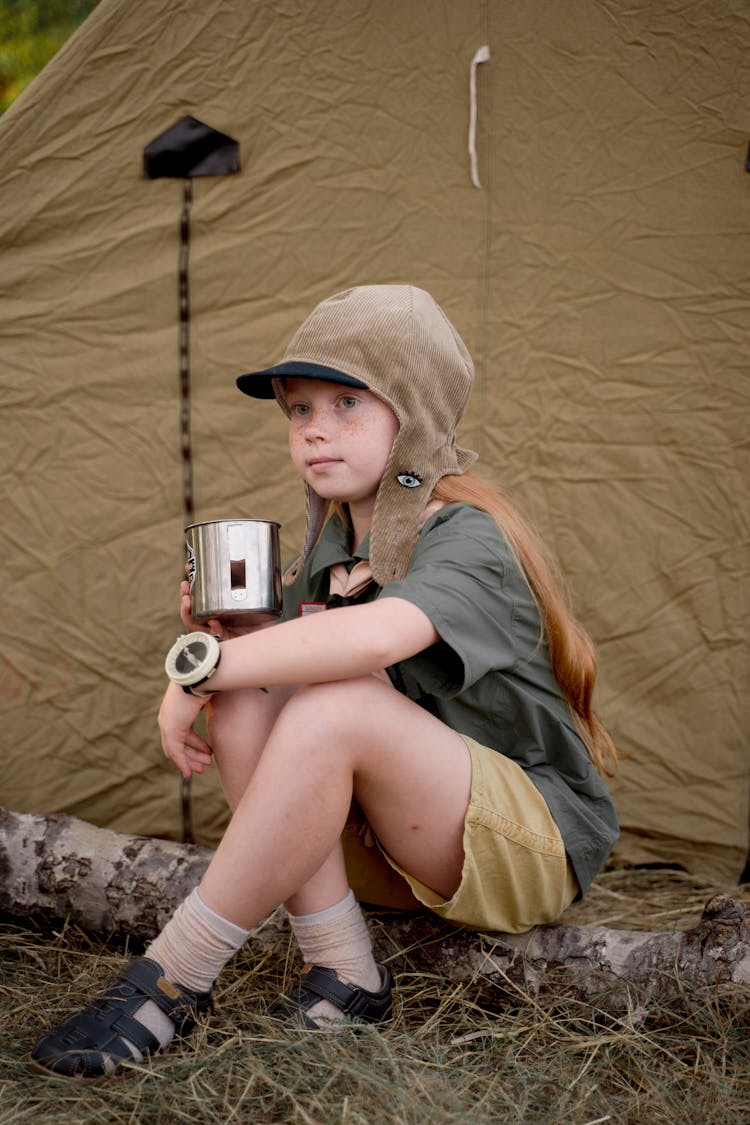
top-left (32, 284), bottom-right (618, 1080)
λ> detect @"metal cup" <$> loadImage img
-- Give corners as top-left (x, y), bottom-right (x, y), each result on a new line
top-left (185, 519), bottom-right (282, 626)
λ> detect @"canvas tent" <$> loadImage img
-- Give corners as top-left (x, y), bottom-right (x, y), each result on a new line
top-left (1, 0), bottom-right (747, 882)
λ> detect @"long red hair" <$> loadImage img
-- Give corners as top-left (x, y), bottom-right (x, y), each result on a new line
top-left (431, 471), bottom-right (617, 776)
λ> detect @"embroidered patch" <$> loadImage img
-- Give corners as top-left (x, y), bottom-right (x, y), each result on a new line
top-left (300, 602), bottom-right (328, 615)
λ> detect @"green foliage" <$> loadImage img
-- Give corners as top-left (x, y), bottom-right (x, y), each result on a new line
top-left (0, 0), bottom-right (101, 114)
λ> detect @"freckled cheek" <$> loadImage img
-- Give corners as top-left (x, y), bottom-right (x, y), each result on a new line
top-left (340, 418), bottom-right (367, 436)
top-left (288, 430), bottom-right (306, 470)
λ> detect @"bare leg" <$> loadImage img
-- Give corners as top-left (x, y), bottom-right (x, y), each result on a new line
top-left (206, 682), bottom-right (350, 913)
top-left (199, 676), bottom-right (472, 928)
top-left (206, 684), bottom-right (296, 809)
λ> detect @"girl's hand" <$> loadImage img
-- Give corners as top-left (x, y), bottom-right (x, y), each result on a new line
top-left (157, 681), bottom-right (214, 779)
top-left (179, 579), bottom-right (267, 641)
top-left (180, 578), bottom-right (212, 632)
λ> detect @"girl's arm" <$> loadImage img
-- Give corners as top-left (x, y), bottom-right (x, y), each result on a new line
top-left (206, 596), bottom-right (438, 692)
top-left (158, 598), bottom-right (438, 778)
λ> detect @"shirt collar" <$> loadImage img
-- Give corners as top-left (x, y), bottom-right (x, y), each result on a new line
top-left (309, 515), bottom-right (371, 578)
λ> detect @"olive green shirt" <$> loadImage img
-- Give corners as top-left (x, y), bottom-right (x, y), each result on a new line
top-left (282, 503), bottom-right (619, 894)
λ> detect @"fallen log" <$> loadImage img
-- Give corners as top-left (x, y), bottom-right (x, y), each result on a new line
top-left (0, 807), bottom-right (212, 938)
top-left (1, 807), bottom-right (748, 1017)
top-left (377, 897), bottom-right (750, 1019)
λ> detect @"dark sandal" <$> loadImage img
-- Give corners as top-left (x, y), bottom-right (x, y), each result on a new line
top-left (269, 964), bottom-right (393, 1029)
top-left (30, 956), bottom-right (213, 1080)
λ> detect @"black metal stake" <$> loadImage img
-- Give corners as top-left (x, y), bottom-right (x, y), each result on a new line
top-left (144, 116), bottom-right (240, 844)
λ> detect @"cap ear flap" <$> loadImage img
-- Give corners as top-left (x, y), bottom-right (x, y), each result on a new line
top-left (366, 428), bottom-right (478, 585)
top-left (283, 486), bottom-right (329, 586)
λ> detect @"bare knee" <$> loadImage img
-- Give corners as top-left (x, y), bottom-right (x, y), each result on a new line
top-left (273, 677), bottom-right (394, 758)
top-left (283, 676), bottom-right (386, 719)
top-left (208, 685), bottom-right (295, 765)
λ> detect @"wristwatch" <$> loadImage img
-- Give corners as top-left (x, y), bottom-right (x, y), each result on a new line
top-left (164, 632), bottom-right (222, 696)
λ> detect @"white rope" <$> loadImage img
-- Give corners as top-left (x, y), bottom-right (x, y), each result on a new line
top-left (468, 44), bottom-right (490, 189)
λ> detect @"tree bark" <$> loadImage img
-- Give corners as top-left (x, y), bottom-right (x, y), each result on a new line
top-left (2, 807), bottom-right (748, 1017)
top-left (0, 807), bottom-right (212, 939)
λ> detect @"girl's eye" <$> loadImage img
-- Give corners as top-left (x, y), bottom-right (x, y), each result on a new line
top-left (340, 396), bottom-right (358, 408)
top-left (291, 403), bottom-right (310, 416)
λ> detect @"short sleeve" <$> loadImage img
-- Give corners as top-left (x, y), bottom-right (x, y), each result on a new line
top-left (380, 504), bottom-right (541, 694)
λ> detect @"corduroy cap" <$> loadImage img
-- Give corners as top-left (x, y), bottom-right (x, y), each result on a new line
top-left (237, 285), bottom-right (478, 585)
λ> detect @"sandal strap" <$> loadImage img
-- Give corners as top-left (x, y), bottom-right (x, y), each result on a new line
top-left (301, 966), bottom-right (386, 1016)
top-left (46, 1006), bottom-right (161, 1064)
top-left (118, 958), bottom-right (212, 1033)
top-left (271, 964), bottom-right (393, 1026)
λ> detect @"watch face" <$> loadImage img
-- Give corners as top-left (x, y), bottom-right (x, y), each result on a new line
top-left (174, 637), bottom-right (211, 675)
top-left (165, 632), bottom-right (220, 685)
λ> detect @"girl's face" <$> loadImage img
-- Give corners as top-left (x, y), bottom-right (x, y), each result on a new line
top-left (285, 378), bottom-right (399, 523)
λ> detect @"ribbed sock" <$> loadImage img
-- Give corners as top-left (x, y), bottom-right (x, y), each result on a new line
top-left (287, 889), bottom-right (382, 1025)
top-left (99, 888), bottom-right (251, 1072)
top-left (145, 887), bottom-right (252, 992)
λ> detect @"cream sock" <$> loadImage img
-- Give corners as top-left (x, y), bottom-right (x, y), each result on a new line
top-left (99, 888), bottom-right (252, 1072)
top-left (287, 890), bottom-right (383, 1026)
top-left (145, 887), bottom-right (252, 993)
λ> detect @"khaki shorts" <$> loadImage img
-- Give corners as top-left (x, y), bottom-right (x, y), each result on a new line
top-left (342, 735), bottom-right (579, 934)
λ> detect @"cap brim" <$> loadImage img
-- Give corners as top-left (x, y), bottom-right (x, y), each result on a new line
top-left (236, 361), bottom-right (369, 399)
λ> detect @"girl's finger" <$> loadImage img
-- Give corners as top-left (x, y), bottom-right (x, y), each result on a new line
top-left (163, 746), bottom-right (193, 779)
top-left (180, 598), bottom-right (203, 631)
top-left (183, 730), bottom-right (213, 756)
top-left (184, 747), bottom-right (212, 771)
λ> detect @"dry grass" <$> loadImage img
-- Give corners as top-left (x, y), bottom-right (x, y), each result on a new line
top-left (1, 869), bottom-right (749, 1124)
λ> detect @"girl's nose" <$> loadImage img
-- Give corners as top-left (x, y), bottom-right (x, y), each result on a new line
top-left (302, 410), bottom-right (330, 441)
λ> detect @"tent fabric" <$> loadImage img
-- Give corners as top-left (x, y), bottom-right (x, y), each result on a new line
top-left (0, 0), bottom-right (747, 880)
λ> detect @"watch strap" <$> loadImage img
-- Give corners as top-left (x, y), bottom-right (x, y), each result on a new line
top-left (182, 685), bottom-right (216, 698)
